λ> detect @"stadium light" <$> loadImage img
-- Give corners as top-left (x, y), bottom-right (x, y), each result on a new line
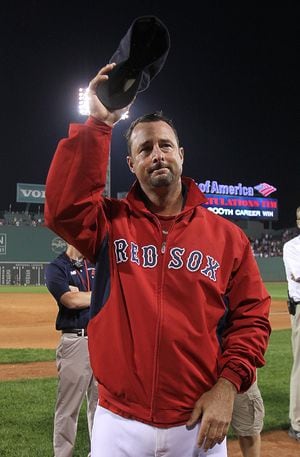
top-left (121, 111), bottom-right (129, 120)
top-left (78, 87), bottom-right (129, 120)
top-left (78, 88), bottom-right (90, 116)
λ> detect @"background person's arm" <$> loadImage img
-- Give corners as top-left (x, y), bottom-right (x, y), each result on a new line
top-left (60, 289), bottom-right (92, 310)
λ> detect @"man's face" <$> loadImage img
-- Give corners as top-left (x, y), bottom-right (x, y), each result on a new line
top-left (126, 121), bottom-right (184, 191)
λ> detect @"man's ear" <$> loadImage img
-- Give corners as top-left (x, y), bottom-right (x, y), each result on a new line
top-left (179, 147), bottom-right (184, 162)
top-left (126, 156), bottom-right (135, 173)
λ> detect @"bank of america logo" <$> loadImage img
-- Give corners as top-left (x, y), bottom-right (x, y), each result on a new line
top-left (254, 183), bottom-right (277, 197)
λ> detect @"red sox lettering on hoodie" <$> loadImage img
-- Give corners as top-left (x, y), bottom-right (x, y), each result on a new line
top-left (114, 239), bottom-right (220, 282)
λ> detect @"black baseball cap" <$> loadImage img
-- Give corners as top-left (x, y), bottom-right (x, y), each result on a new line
top-left (97, 15), bottom-right (170, 110)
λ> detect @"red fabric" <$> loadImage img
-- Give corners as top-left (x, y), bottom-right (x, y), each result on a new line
top-left (45, 116), bottom-right (271, 427)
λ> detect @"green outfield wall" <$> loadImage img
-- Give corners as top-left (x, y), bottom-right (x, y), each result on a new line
top-left (0, 227), bottom-right (67, 285)
top-left (0, 226), bottom-right (66, 262)
top-left (255, 257), bottom-right (286, 282)
top-left (0, 226), bottom-right (286, 285)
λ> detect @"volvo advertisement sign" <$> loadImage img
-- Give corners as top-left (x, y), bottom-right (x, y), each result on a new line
top-left (16, 183), bottom-right (46, 204)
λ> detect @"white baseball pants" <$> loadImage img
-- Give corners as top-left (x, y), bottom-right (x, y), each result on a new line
top-left (91, 406), bottom-right (227, 457)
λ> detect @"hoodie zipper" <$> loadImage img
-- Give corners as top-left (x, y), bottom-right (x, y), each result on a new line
top-left (161, 229), bottom-right (168, 254)
top-left (150, 217), bottom-right (176, 420)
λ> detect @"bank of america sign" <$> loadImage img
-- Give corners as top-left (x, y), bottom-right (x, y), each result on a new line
top-left (16, 183), bottom-right (45, 204)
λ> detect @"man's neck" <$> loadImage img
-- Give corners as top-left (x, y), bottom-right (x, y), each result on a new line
top-left (143, 184), bottom-right (183, 216)
top-left (66, 246), bottom-right (83, 261)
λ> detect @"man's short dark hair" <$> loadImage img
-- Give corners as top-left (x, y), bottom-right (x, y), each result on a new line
top-left (125, 111), bottom-right (179, 155)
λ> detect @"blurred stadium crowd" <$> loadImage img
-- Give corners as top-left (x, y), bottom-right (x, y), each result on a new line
top-left (249, 229), bottom-right (298, 258)
top-left (0, 210), bottom-right (44, 227)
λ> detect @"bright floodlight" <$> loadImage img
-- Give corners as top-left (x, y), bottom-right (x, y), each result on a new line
top-left (121, 110), bottom-right (129, 120)
top-left (78, 87), bottom-right (89, 116)
top-left (78, 87), bottom-right (130, 120)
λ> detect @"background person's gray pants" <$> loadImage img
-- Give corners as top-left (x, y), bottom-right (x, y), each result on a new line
top-left (53, 333), bottom-right (98, 457)
top-left (290, 304), bottom-right (300, 432)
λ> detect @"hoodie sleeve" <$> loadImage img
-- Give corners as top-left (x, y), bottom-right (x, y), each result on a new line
top-left (217, 236), bottom-right (271, 392)
top-left (45, 116), bottom-right (112, 263)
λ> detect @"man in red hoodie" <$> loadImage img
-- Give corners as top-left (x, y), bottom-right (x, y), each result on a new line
top-left (45, 64), bottom-right (271, 457)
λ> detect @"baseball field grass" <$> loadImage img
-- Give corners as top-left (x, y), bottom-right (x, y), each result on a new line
top-left (0, 348), bottom-right (55, 364)
top-left (264, 281), bottom-right (288, 300)
top-left (0, 285), bottom-right (47, 293)
top-left (0, 281), bottom-right (288, 296)
top-left (0, 377), bottom-right (90, 457)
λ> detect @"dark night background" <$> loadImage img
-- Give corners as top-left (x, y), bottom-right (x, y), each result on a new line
top-left (1, 2), bottom-right (298, 228)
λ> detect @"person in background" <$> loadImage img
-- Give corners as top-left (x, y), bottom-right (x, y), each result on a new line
top-left (283, 206), bottom-right (300, 442)
top-left (231, 377), bottom-right (265, 456)
top-left (44, 64), bottom-right (271, 457)
top-left (45, 243), bottom-right (98, 457)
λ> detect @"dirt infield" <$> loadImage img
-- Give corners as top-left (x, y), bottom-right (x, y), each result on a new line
top-left (0, 293), bottom-right (291, 350)
top-left (0, 293), bottom-right (299, 456)
top-left (0, 292), bottom-right (59, 349)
